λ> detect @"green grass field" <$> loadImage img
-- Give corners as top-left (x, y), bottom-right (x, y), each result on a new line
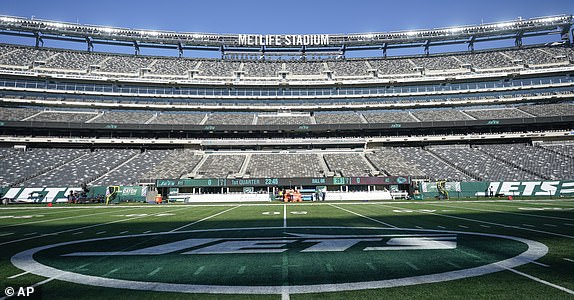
top-left (1, 199), bottom-right (573, 299)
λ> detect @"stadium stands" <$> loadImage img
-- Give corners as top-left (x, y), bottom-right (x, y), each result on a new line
top-left (1, 102), bottom-right (572, 125)
top-left (314, 112), bottom-right (365, 124)
top-left (28, 110), bottom-right (99, 123)
top-left (285, 61), bottom-right (324, 76)
top-left (152, 58), bottom-right (198, 76)
top-left (327, 60), bottom-right (369, 77)
top-left (539, 143), bottom-right (574, 158)
top-left (477, 144), bottom-right (574, 180)
top-left (412, 109), bottom-right (473, 122)
top-left (464, 108), bottom-right (532, 120)
top-left (91, 150), bottom-right (170, 186)
top-left (141, 150), bottom-right (202, 180)
top-left (428, 146), bottom-right (540, 181)
top-left (19, 149), bottom-right (138, 187)
top-left (0, 43), bottom-right (571, 79)
top-left (365, 149), bottom-right (427, 177)
top-left (0, 27), bottom-right (573, 193)
top-left (393, 147), bottom-right (476, 181)
top-left (245, 154), bottom-right (325, 178)
top-left (243, 61), bottom-right (281, 77)
top-left (91, 111), bottom-right (155, 124)
top-left (198, 60), bottom-right (240, 77)
top-left (204, 113), bottom-right (255, 125)
top-left (362, 111), bottom-right (417, 123)
top-left (0, 141), bottom-right (572, 189)
top-left (0, 148), bottom-right (87, 186)
top-left (0, 107), bottom-right (40, 121)
top-left (323, 153), bottom-right (373, 177)
top-left (151, 113), bottom-right (206, 125)
top-left (256, 114), bottom-right (314, 125)
top-left (518, 103), bottom-right (574, 117)
top-left (195, 154), bottom-right (246, 178)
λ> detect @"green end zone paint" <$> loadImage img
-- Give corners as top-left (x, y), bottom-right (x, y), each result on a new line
top-left (12, 226), bottom-right (547, 295)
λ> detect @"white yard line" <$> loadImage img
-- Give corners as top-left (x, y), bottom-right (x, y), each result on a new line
top-left (529, 260), bottom-right (549, 267)
top-left (281, 286), bottom-right (290, 300)
top-left (7, 271), bottom-right (29, 279)
top-left (0, 207), bottom-right (141, 229)
top-left (102, 268), bottom-right (119, 277)
top-left (383, 204), bottom-right (574, 239)
top-left (405, 262), bottom-right (420, 271)
top-left (31, 277), bottom-right (56, 288)
top-left (504, 267), bottom-right (574, 295)
top-left (0, 206), bottom-right (193, 247)
top-left (147, 267), bottom-right (162, 277)
top-left (283, 204), bottom-right (287, 228)
top-left (430, 203), bottom-right (574, 221)
top-left (168, 205), bottom-right (241, 232)
top-left (328, 204), bottom-right (398, 228)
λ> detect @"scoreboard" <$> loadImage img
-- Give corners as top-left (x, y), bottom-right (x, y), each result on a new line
top-left (156, 176), bottom-right (410, 188)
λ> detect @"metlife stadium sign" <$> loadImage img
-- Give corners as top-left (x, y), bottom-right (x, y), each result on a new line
top-left (238, 34), bottom-right (330, 46)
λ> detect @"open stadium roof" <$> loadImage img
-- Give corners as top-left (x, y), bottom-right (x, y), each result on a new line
top-left (0, 14), bottom-right (571, 54)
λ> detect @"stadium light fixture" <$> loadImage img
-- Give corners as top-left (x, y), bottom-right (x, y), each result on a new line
top-left (541, 16), bottom-right (563, 23)
top-left (46, 21), bottom-right (65, 28)
top-left (448, 27), bottom-right (463, 34)
top-left (364, 33), bottom-right (375, 40)
top-left (0, 16), bottom-right (16, 23)
top-left (101, 27), bottom-right (117, 34)
top-left (496, 22), bottom-right (514, 29)
top-left (406, 31), bottom-right (417, 37)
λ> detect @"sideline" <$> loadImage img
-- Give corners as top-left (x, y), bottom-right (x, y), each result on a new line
top-left (0, 206), bottom-right (194, 247)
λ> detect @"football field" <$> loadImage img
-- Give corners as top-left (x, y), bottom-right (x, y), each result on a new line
top-left (0, 199), bottom-right (573, 299)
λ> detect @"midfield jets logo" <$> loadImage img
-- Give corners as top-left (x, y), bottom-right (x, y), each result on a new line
top-left (11, 227), bottom-right (547, 295)
top-left (63, 234), bottom-right (457, 256)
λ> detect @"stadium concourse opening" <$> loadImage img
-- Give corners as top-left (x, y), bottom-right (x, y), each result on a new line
top-left (0, 14), bottom-right (572, 204)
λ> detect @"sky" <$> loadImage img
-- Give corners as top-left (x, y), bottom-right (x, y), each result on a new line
top-left (0, 0), bottom-right (573, 57)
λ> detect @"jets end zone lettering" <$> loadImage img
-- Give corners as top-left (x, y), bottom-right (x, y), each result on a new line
top-left (12, 227), bottom-right (547, 294)
top-left (477, 181), bottom-right (574, 197)
top-left (2, 187), bottom-right (80, 203)
top-left (422, 180), bottom-right (574, 197)
top-left (1, 186), bottom-right (145, 202)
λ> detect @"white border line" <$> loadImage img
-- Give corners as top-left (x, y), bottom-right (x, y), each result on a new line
top-left (10, 226), bottom-right (547, 294)
top-left (382, 203), bottom-right (574, 239)
top-left (503, 267), bottom-right (574, 295)
top-left (168, 205), bottom-right (241, 232)
top-left (329, 204), bottom-right (397, 228)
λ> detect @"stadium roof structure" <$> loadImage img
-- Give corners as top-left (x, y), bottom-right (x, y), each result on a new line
top-left (0, 14), bottom-right (572, 56)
